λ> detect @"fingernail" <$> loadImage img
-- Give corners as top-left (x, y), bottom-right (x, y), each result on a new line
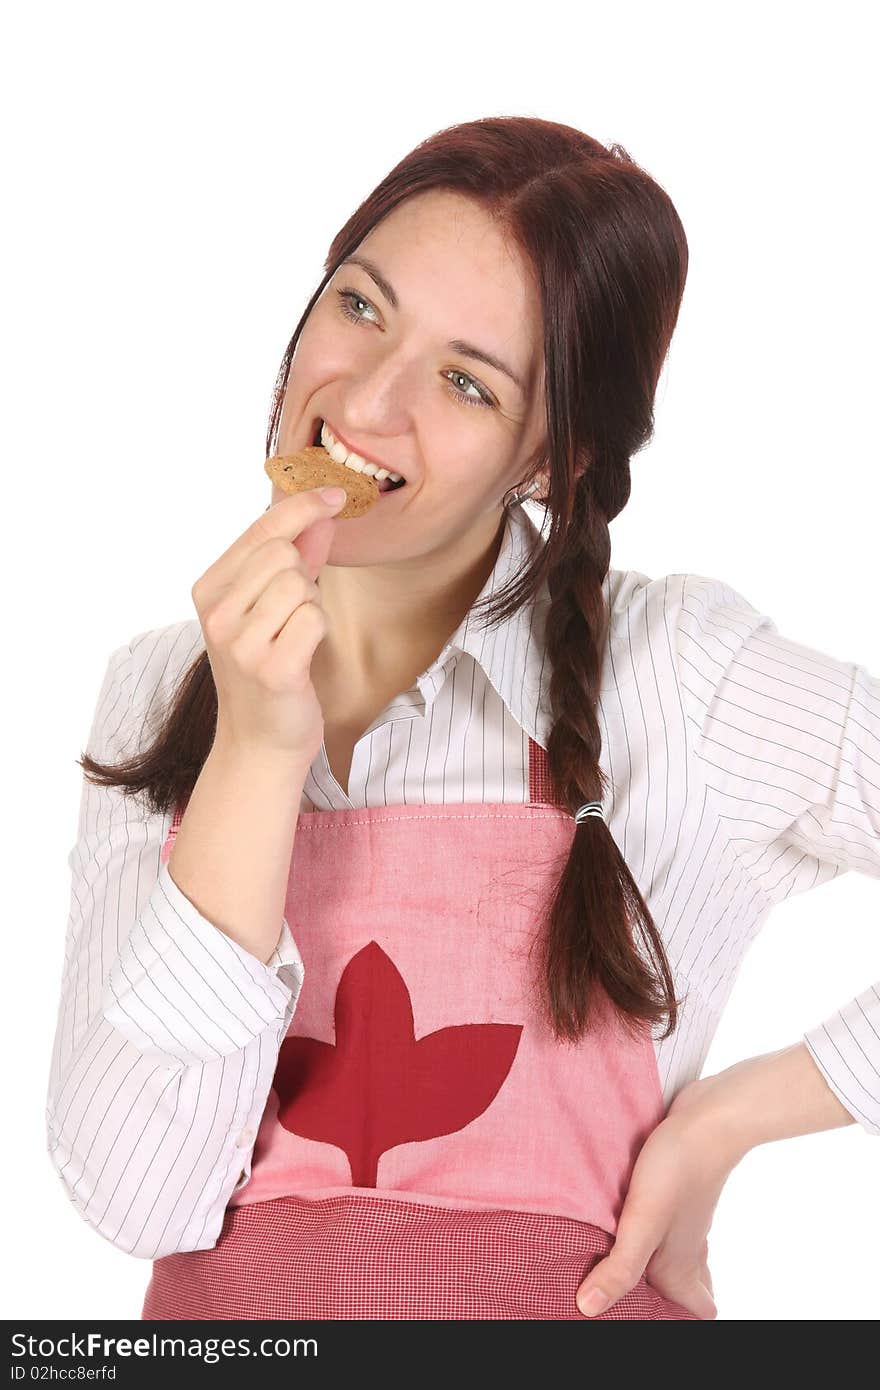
top-left (577, 1286), bottom-right (610, 1317)
top-left (320, 487), bottom-right (347, 505)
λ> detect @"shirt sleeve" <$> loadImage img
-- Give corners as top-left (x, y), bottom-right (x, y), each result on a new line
top-left (45, 628), bottom-right (306, 1259)
top-left (674, 575), bottom-right (880, 1136)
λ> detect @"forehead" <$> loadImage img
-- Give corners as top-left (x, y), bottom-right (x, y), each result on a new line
top-left (350, 190), bottom-right (543, 396)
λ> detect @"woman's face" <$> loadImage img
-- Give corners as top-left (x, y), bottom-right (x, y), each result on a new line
top-left (273, 189), bottom-right (547, 566)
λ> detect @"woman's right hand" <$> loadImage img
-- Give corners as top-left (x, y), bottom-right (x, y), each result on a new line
top-left (191, 485), bottom-right (348, 766)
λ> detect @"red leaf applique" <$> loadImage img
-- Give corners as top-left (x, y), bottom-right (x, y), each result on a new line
top-left (273, 941), bottom-right (523, 1187)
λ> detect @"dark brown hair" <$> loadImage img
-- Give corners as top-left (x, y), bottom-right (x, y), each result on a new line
top-left (80, 115), bottom-right (689, 1045)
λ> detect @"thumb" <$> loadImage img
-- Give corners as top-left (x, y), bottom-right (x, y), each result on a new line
top-left (576, 1249), bottom-right (644, 1318)
top-left (292, 513), bottom-right (338, 583)
top-left (263, 496), bottom-right (341, 583)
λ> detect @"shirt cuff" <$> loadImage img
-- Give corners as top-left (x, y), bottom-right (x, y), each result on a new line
top-left (802, 985), bottom-right (880, 1136)
top-left (100, 859), bottom-right (305, 1067)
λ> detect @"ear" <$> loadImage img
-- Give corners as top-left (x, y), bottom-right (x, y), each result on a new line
top-left (532, 465), bottom-right (551, 498)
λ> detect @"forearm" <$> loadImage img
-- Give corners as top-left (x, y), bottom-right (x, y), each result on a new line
top-left (47, 1018), bottom-right (285, 1259)
top-left (168, 733), bottom-right (310, 966)
top-left (683, 1042), bottom-right (856, 1162)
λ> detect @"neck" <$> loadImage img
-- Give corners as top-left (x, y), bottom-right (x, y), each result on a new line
top-left (313, 511), bottom-right (508, 699)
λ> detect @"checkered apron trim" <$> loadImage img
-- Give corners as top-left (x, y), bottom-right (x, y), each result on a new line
top-left (143, 1191), bottom-right (698, 1320)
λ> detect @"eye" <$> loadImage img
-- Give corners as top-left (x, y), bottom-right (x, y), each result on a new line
top-left (335, 287), bottom-right (380, 327)
top-left (442, 370), bottom-right (493, 409)
top-left (334, 288), bottom-right (496, 410)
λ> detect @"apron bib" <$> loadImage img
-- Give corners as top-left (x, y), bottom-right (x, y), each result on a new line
top-left (142, 737), bottom-right (697, 1319)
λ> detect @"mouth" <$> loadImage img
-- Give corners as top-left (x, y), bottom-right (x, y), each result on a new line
top-left (310, 417), bottom-right (407, 495)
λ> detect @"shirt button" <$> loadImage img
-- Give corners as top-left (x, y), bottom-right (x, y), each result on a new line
top-left (236, 1127), bottom-right (255, 1147)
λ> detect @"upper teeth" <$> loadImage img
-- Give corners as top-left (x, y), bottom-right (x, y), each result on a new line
top-left (319, 421), bottom-right (403, 483)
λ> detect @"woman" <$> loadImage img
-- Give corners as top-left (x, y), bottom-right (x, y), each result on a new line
top-left (46, 115), bottom-right (880, 1320)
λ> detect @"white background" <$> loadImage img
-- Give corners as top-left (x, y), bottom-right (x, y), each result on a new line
top-left (4, 0), bottom-right (877, 1322)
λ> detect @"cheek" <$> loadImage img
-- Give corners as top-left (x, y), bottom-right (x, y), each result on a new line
top-left (298, 306), bottom-right (355, 378)
top-left (437, 457), bottom-right (504, 502)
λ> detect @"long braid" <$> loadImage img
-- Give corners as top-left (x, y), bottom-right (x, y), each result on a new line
top-left (537, 471), bottom-right (682, 1044)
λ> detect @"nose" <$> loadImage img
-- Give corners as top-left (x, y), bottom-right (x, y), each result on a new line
top-left (342, 345), bottom-right (422, 432)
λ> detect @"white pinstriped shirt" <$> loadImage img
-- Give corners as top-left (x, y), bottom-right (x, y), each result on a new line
top-left (46, 502), bottom-right (880, 1261)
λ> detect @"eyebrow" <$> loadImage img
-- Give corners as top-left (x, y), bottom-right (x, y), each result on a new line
top-left (339, 254), bottom-right (527, 396)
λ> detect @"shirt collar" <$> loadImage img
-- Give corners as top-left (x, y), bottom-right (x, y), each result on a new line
top-left (414, 505), bottom-right (555, 750)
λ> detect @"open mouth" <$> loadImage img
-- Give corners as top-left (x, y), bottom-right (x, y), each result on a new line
top-left (311, 418), bottom-right (406, 493)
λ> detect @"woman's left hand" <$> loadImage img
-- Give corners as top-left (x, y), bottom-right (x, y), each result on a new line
top-left (575, 1076), bottom-right (748, 1320)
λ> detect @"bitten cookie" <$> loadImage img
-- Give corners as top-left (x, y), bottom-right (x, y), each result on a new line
top-left (264, 446), bottom-right (379, 519)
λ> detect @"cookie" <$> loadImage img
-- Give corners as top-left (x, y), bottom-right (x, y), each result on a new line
top-left (264, 446), bottom-right (379, 519)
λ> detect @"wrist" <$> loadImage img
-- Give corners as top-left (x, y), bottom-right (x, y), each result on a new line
top-left (667, 1068), bottom-right (761, 1169)
top-left (210, 727), bottom-right (314, 786)
top-left (670, 1042), bottom-right (856, 1162)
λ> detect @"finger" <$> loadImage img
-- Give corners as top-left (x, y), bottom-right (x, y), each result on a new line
top-left (637, 1274), bottom-right (716, 1320)
top-left (290, 512), bottom-right (339, 584)
top-left (267, 491), bottom-right (345, 584)
top-left (202, 533), bottom-right (326, 639)
top-left (210, 531), bottom-right (311, 613)
top-left (576, 1204), bottom-right (664, 1317)
top-left (668, 1278), bottom-right (715, 1320)
top-left (236, 566), bottom-right (322, 649)
top-left (213, 488), bottom-right (347, 590)
top-left (272, 597), bottom-right (330, 685)
top-left (696, 1280), bottom-right (717, 1318)
top-left (578, 1260), bottom-right (718, 1320)
top-left (575, 1247), bottom-right (646, 1318)
top-left (644, 1259), bottom-right (717, 1320)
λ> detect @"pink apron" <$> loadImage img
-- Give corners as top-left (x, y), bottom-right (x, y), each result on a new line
top-left (142, 737), bottom-right (698, 1319)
